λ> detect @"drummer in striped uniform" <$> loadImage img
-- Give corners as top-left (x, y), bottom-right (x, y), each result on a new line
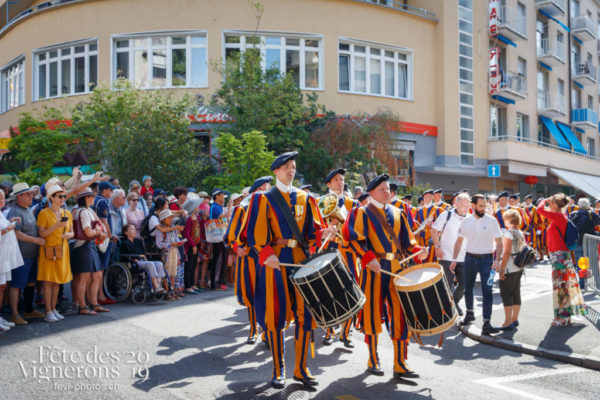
top-left (414, 189), bottom-right (440, 262)
top-left (321, 168), bottom-right (360, 348)
top-left (508, 193), bottom-right (528, 231)
top-left (345, 173), bottom-right (428, 379)
top-left (225, 176), bottom-right (272, 346)
top-left (390, 184), bottom-right (415, 230)
top-left (565, 195), bottom-right (578, 216)
top-left (244, 151), bottom-right (335, 389)
top-left (433, 189), bottom-right (450, 212)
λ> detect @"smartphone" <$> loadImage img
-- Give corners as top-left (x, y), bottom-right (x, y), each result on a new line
top-left (11, 221), bottom-right (18, 226)
top-left (60, 216), bottom-right (69, 222)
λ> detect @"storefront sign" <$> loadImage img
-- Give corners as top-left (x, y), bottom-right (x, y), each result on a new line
top-left (188, 113), bottom-right (231, 123)
top-left (489, 0), bottom-right (499, 36)
top-left (489, 47), bottom-right (500, 95)
top-left (0, 137), bottom-right (10, 150)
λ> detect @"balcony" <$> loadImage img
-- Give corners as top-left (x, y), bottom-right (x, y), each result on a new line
top-left (496, 6), bottom-right (527, 41)
top-left (536, 38), bottom-right (566, 65)
top-left (572, 63), bottom-right (597, 86)
top-left (571, 108), bottom-right (599, 128)
top-left (570, 15), bottom-right (597, 40)
top-left (537, 92), bottom-right (567, 117)
top-left (535, 0), bottom-right (566, 16)
top-left (496, 71), bottom-right (527, 100)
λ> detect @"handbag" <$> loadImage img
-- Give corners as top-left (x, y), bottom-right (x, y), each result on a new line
top-left (72, 208), bottom-right (102, 241)
top-left (511, 230), bottom-right (536, 268)
top-left (44, 209), bottom-right (66, 261)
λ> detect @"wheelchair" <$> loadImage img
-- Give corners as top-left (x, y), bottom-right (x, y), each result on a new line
top-left (103, 252), bottom-right (168, 304)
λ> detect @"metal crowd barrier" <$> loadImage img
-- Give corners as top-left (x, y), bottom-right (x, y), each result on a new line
top-left (582, 234), bottom-right (600, 296)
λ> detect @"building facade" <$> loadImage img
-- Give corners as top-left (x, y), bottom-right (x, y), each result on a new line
top-left (1, 0), bottom-right (600, 198)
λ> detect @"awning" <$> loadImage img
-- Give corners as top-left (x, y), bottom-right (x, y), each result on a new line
top-left (508, 161), bottom-right (547, 177)
top-left (540, 116), bottom-right (570, 150)
top-left (496, 34), bottom-right (516, 47)
top-left (550, 168), bottom-right (600, 199)
top-left (556, 122), bottom-right (587, 154)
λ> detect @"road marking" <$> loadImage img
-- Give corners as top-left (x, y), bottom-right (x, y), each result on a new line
top-left (474, 367), bottom-right (580, 400)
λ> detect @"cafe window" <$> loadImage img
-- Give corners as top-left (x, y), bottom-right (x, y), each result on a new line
top-left (1, 57), bottom-right (25, 113)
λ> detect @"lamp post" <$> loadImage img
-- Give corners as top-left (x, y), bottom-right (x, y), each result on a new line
top-left (6, 0), bottom-right (20, 26)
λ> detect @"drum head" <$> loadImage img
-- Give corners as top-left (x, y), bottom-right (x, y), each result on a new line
top-left (294, 252), bottom-right (337, 278)
top-left (395, 263), bottom-right (442, 289)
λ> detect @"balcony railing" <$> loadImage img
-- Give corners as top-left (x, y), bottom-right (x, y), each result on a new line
top-left (572, 108), bottom-right (599, 126)
top-left (498, 6), bottom-right (527, 39)
top-left (488, 135), bottom-right (600, 161)
top-left (535, 0), bottom-right (567, 15)
top-left (570, 15), bottom-right (597, 40)
top-left (536, 38), bottom-right (566, 63)
top-left (572, 63), bottom-right (598, 84)
top-left (537, 91), bottom-right (567, 114)
top-left (350, 1), bottom-right (437, 20)
top-left (499, 71), bottom-right (527, 97)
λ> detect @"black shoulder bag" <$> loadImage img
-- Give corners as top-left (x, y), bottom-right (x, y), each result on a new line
top-left (511, 229), bottom-right (536, 268)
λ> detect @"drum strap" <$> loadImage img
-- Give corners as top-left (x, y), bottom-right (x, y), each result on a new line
top-left (268, 187), bottom-right (310, 252)
top-left (367, 204), bottom-right (405, 257)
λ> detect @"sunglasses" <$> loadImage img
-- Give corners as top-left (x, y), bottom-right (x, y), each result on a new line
top-left (54, 194), bottom-right (67, 199)
top-left (131, 199), bottom-right (139, 202)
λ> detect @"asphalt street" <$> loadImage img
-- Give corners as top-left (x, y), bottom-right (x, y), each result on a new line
top-left (1, 262), bottom-right (600, 400)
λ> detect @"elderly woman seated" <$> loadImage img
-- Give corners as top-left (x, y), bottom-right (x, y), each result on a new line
top-left (120, 224), bottom-right (166, 294)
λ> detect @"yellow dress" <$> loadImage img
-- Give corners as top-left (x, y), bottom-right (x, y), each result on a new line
top-left (37, 208), bottom-right (73, 284)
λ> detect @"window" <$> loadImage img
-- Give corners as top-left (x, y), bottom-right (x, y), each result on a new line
top-left (588, 137), bottom-right (596, 157)
top-left (557, 78), bottom-right (564, 96)
top-left (490, 105), bottom-right (506, 138)
top-left (34, 41), bottom-right (97, 100)
top-left (516, 113), bottom-right (529, 141)
top-left (538, 119), bottom-right (550, 145)
top-left (459, 0), bottom-right (473, 166)
top-left (572, 87), bottom-right (581, 109)
top-left (588, 95), bottom-right (593, 109)
top-left (224, 33), bottom-right (322, 90)
top-left (518, 57), bottom-right (527, 78)
top-left (1, 58), bottom-right (25, 113)
top-left (338, 41), bottom-right (410, 98)
top-left (571, 0), bottom-right (579, 17)
top-left (114, 32), bottom-right (207, 88)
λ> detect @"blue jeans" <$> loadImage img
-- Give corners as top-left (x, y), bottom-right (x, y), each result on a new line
top-left (574, 245), bottom-right (585, 291)
top-left (463, 253), bottom-right (494, 321)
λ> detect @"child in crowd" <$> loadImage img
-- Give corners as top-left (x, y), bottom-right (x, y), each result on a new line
top-left (140, 176), bottom-right (154, 197)
top-left (121, 224), bottom-right (166, 294)
top-left (155, 210), bottom-right (185, 300)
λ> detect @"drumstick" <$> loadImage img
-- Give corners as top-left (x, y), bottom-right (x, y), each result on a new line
top-left (317, 232), bottom-right (333, 253)
top-left (380, 268), bottom-right (413, 283)
top-left (280, 263), bottom-right (315, 268)
top-left (397, 250), bottom-right (426, 265)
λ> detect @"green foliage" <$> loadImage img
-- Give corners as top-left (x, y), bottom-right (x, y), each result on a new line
top-left (398, 183), bottom-right (433, 206)
top-left (203, 130), bottom-right (274, 193)
top-left (8, 110), bottom-right (73, 185)
top-left (71, 79), bottom-right (206, 189)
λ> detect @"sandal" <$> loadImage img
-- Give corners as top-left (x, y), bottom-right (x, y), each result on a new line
top-left (79, 306), bottom-right (97, 315)
top-left (91, 305), bottom-right (110, 313)
top-left (551, 318), bottom-right (568, 327)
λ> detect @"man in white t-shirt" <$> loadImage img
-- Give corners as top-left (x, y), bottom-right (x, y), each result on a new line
top-left (450, 194), bottom-right (503, 335)
top-left (431, 193), bottom-right (469, 316)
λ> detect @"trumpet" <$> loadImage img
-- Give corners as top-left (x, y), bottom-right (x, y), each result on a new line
top-left (413, 213), bottom-right (435, 235)
top-left (318, 193), bottom-right (347, 225)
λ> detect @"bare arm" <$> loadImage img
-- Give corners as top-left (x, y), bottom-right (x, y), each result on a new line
top-left (452, 236), bottom-right (464, 261)
top-left (15, 231), bottom-right (45, 245)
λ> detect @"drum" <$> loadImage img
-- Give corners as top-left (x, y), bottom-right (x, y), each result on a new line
top-left (394, 263), bottom-right (457, 336)
top-left (290, 250), bottom-right (365, 329)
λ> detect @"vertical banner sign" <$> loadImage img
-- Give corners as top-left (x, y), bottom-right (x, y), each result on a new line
top-left (489, 47), bottom-right (500, 95)
top-left (489, 0), bottom-right (499, 36)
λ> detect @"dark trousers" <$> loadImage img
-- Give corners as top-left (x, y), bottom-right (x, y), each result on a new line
top-left (185, 247), bottom-right (198, 289)
top-left (463, 253), bottom-right (494, 321)
top-left (439, 260), bottom-right (464, 304)
top-left (209, 242), bottom-right (226, 288)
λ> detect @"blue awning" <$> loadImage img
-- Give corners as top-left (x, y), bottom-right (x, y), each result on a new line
top-left (539, 62), bottom-right (552, 71)
top-left (575, 127), bottom-right (585, 134)
top-left (574, 36), bottom-right (583, 45)
top-left (556, 122), bottom-right (587, 154)
top-left (491, 95), bottom-right (516, 105)
top-left (538, 10), bottom-right (570, 32)
top-left (495, 34), bottom-right (517, 47)
top-left (540, 116), bottom-right (570, 150)
top-left (573, 81), bottom-right (583, 89)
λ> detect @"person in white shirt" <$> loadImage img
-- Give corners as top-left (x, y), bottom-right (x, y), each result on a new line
top-left (450, 194), bottom-right (503, 335)
top-left (431, 193), bottom-right (469, 316)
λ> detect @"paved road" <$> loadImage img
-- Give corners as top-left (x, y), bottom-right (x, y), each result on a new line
top-left (1, 269), bottom-right (600, 399)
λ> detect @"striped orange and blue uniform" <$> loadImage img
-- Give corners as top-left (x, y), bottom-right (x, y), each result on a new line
top-left (565, 205), bottom-right (578, 217)
top-left (345, 203), bottom-right (422, 373)
top-left (321, 194), bottom-right (361, 342)
top-left (414, 204), bottom-right (440, 262)
top-left (245, 187), bottom-right (326, 381)
top-left (225, 204), bottom-right (260, 340)
top-left (524, 205), bottom-right (540, 247)
top-left (390, 199), bottom-right (415, 230)
top-left (435, 201), bottom-right (451, 213)
top-left (494, 206), bottom-right (525, 230)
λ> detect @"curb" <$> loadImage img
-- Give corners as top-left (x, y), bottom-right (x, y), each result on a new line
top-left (458, 324), bottom-right (600, 372)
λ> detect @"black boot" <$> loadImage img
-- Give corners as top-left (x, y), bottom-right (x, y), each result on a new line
top-left (482, 321), bottom-right (500, 335)
top-left (460, 311), bottom-right (475, 325)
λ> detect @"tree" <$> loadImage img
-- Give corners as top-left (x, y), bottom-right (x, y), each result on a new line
top-left (8, 110), bottom-right (73, 185)
top-left (202, 130), bottom-right (275, 193)
top-left (71, 79), bottom-right (207, 189)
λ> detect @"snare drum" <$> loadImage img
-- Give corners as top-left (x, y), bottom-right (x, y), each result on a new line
top-left (290, 251), bottom-right (365, 329)
top-left (394, 263), bottom-right (457, 336)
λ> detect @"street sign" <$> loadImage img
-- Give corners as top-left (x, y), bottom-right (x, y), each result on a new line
top-left (487, 164), bottom-right (500, 178)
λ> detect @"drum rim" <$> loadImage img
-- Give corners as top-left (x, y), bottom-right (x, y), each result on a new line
top-left (405, 314), bottom-right (458, 336)
top-left (394, 262), bottom-right (444, 292)
top-left (292, 250), bottom-right (343, 281)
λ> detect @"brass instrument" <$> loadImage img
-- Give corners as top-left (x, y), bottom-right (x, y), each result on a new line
top-left (413, 213), bottom-right (435, 235)
top-left (318, 193), bottom-right (347, 224)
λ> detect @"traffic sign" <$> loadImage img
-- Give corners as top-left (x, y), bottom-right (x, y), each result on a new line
top-left (487, 164), bottom-right (500, 178)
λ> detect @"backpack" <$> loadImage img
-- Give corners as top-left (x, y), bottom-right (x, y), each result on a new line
top-left (571, 211), bottom-right (595, 246)
top-left (561, 219), bottom-right (579, 251)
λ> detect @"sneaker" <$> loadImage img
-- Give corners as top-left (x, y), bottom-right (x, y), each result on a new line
top-left (44, 312), bottom-right (59, 323)
top-left (53, 310), bottom-right (64, 320)
top-left (0, 322), bottom-right (10, 331)
top-left (24, 310), bottom-right (46, 319)
top-left (460, 311), bottom-right (475, 326)
top-left (215, 284), bottom-right (227, 291)
top-left (9, 315), bottom-right (28, 325)
top-left (0, 317), bottom-right (15, 328)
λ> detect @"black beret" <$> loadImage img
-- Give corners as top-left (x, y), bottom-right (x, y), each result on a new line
top-left (509, 194), bottom-right (518, 200)
top-left (515, 192), bottom-right (520, 198)
top-left (594, 199), bottom-right (600, 205)
top-left (271, 151), bottom-right (298, 171)
top-left (433, 189), bottom-right (443, 194)
top-left (325, 168), bottom-right (346, 184)
top-left (422, 189), bottom-right (433, 196)
top-left (344, 183), bottom-right (349, 192)
top-left (417, 196), bottom-right (423, 203)
top-left (358, 193), bottom-right (370, 202)
top-left (451, 192), bottom-right (460, 199)
top-left (497, 191), bottom-right (509, 199)
top-left (366, 173), bottom-right (390, 192)
top-left (300, 184), bottom-right (312, 190)
top-left (249, 176), bottom-right (273, 194)
top-left (402, 194), bottom-right (412, 200)
top-left (389, 183), bottom-right (399, 192)
top-left (525, 194), bottom-right (533, 200)
top-left (536, 198), bottom-right (544, 205)
top-left (461, 188), bottom-right (470, 194)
